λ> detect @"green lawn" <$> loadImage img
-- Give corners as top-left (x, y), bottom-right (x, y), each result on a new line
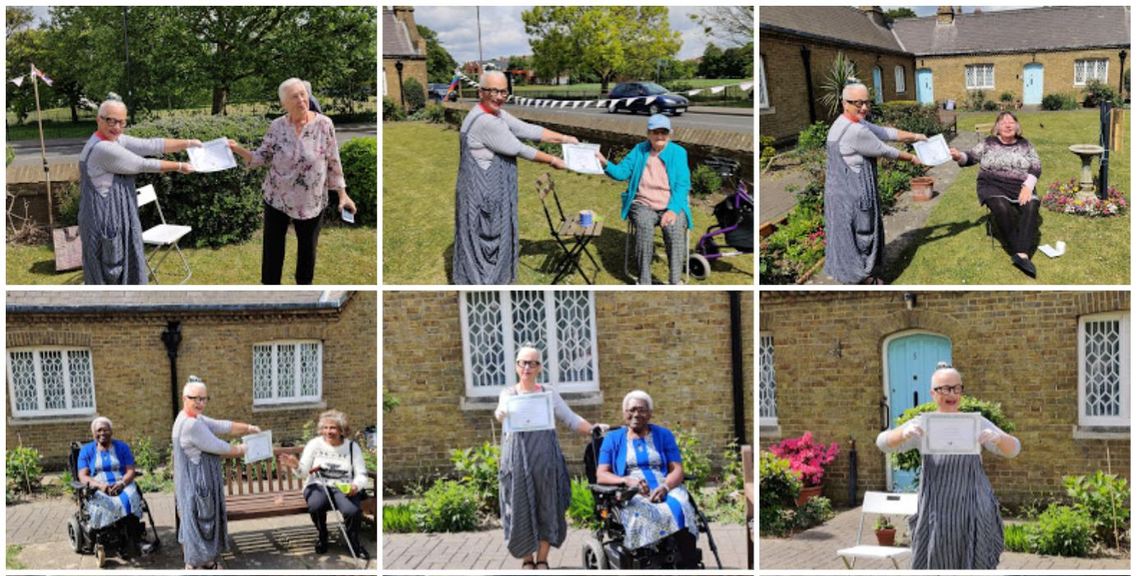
top-left (891, 109), bottom-right (1129, 284)
top-left (382, 121), bottom-right (754, 285)
top-left (6, 226), bottom-right (377, 285)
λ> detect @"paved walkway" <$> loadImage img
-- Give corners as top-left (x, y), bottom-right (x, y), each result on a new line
top-left (760, 505), bottom-right (1129, 570)
top-left (7, 493), bottom-right (376, 569)
top-left (384, 521), bottom-right (749, 570)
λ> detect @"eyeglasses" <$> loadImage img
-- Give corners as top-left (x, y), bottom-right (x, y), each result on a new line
top-left (625, 406), bottom-right (651, 415)
top-left (649, 129), bottom-right (670, 135)
top-left (516, 360), bottom-right (540, 368)
top-left (933, 385), bottom-right (964, 395)
top-left (481, 87), bottom-right (509, 97)
top-left (844, 99), bottom-right (871, 108)
top-left (185, 395), bottom-right (210, 403)
top-left (100, 116), bottom-right (128, 128)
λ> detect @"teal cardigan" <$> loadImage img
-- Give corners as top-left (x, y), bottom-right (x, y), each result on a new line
top-left (602, 141), bottom-right (693, 228)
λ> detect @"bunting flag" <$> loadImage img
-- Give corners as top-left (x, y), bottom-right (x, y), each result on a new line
top-left (10, 75), bottom-right (24, 87)
top-left (31, 64), bottom-right (53, 86)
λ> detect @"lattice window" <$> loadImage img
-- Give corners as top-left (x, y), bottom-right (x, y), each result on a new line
top-left (894, 65), bottom-right (906, 93)
top-left (252, 341), bottom-right (323, 405)
top-left (758, 55), bottom-right (770, 110)
top-left (461, 291), bottom-right (599, 397)
top-left (1078, 313), bottom-right (1129, 427)
top-left (759, 334), bottom-right (777, 425)
top-left (965, 64), bottom-right (994, 90)
top-left (1074, 59), bottom-right (1109, 86)
top-left (7, 347), bottom-right (97, 417)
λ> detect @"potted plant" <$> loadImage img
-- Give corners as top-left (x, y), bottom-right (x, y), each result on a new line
top-left (910, 176), bottom-right (935, 201)
top-left (874, 515), bottom-right (897, 546)
top-left (767, 432), bottom-right (839, 506)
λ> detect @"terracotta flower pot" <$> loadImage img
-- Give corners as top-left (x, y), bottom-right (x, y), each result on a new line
top-left (910, 177), bottom-right (935, 202)
top-left (795, 484), bottom-right (823, 507)
top-left (875, 527), bottom-right (897, 546)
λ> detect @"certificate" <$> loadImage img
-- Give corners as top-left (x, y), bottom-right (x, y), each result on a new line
top-left (242, 430), bottom-right (273, 464)
top-left (506, 392), bottom-right (555, 432)
top-left (921, 413), bottom-right (980, 455)
top-left (913, 133), bottom-right (951, 166)
top-left (562, 143), bottom-right (603, 175)
top-left (187, 137), bottom-right (238, 172)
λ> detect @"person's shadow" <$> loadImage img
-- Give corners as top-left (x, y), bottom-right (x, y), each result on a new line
top-left (881, 215), bottom-right (984, 282)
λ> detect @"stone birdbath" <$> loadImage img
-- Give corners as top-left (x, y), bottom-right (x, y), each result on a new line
top-left (1068, 144), bottom-right (1104, 199)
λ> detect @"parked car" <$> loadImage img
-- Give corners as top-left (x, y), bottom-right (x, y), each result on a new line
top-left (427, 83), bottom-right (458, 103)
top-left (607, 82), bottom-right (688, 116)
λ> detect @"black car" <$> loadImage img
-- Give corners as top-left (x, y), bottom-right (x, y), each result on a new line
top-left (607, 82), bottom-right (688, 116)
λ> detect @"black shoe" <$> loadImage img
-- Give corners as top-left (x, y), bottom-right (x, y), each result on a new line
top-left (351, 545), bottom-right (370, 561)
top-left (1012, 255), bottom-right (1036, 278)
top-left (314, 538), bottom-right (329, 554)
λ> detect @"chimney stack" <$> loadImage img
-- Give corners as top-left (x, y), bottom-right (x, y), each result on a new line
top-left (858, 6), bottom-right (887, 28)
top-left (937, 6), bottom-right (955, 26)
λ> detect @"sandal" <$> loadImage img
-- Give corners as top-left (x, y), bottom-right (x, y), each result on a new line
top-left (522, 559), bottom-right (536, 569)
top-left (536, 561), bottom-right (550, 569)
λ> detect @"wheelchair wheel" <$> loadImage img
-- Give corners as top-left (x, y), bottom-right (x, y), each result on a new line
top-left (95, 543), bottom-right (106, 568)
top-left (688, 253), bottom-right (711, 281)
top-left (68, 515), bottom-right (87, 553)
top-left (581, 537), bottom-right (608, 569)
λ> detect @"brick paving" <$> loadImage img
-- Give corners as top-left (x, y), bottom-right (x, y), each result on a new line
top-left (760, 505), bottom-right (1130, 570)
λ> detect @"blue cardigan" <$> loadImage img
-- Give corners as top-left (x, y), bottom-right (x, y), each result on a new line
top-left (598, 424), bottom-right (682, 478)
top-left (603, 141), bottom-right (693, 228)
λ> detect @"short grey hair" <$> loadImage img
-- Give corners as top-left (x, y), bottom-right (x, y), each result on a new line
top-left (479, 70), bottom-right (507, 88)
top-left (623, 389), bottom-right (654, 412)
top-left (98, 99), bottom-right (126, 117)
top-left (515, 345), bottom-right (540, 362)
top-left (278, 77), bottom-right (306, 106)
top-left (182, 375), bottom-right (206, 397)
top-left (90, 416), bottom-right (113, 435)
top-left (318, 409), bottom-right (350, 437)
top-left (841, 82), bottom-right (869, 100)
top-left (930, 362), bottom-right (961, 388)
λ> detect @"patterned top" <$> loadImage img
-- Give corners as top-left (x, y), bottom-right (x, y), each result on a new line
top-left (249, 113), bottom-right (346, 220)
top-left (959, 136), bottom-right (1041, 204)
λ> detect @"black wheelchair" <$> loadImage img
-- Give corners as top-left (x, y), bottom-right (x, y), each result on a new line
top-left (66, 441), bottom-right (161, 568)
top-left (580, 426), bottom-right (722, 569)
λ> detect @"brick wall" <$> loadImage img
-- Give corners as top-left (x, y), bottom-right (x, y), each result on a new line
top-left (759, 291), bottom-right (1130, 507)
top-left (383, 58), bottom-right (428, 103)
top-left (760, 32), bottom-right (916, 143)
top-left (382, 291), bottom-right (753, 487)
top-left (6, 293), bottom-right (377, 469)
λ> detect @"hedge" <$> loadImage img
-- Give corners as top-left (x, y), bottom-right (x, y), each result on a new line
top-left (340, 136), bottom-right (377, 226)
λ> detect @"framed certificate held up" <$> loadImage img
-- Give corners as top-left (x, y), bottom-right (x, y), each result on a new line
top-left (242, 430), bottom-right (274, 464)
top-left (506, 392), bottom-right (555, 432)
top-left (921, 413), bottom-right (981, 455)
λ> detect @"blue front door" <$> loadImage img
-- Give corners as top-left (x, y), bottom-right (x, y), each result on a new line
top-left (916, 68), bottom-right (934, 104)
top-left (1023, 63), bottom-right (1044, 105)
top-left (872, 67), bottom-right (884, 104)
top-left (885, 332), bottom-right (952, 491)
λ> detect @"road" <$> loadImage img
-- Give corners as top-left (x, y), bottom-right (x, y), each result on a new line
top-left (7, 122), bottom-right (376, 167)
top-left (453, 98), bottom-right (753, 133)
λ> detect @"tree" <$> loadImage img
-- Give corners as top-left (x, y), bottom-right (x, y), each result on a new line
top-left (883, 8), bottom-right (917, 25)
top-left (6, 7), bottom-right (35, 39)
top-left (523, 6), bottom-right (680, 94)
top-left (689, 6), bottom-right (753, 47)
top-left (697, 44), bottom-right (724, 78)
top-left (418, 24), bottom-right (457, 84)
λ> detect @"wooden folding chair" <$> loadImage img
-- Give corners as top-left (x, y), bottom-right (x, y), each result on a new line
top-left (535, 173), bottom-right (602, 284)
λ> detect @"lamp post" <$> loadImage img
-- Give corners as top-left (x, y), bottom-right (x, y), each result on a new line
top-left (1119, 49), bottom-right (1128, 97)
top-left (395, 60), bottom-right (405, 112)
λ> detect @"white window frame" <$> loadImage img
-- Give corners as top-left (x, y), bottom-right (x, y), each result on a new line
top-left (459, 291), bottom-right (600, 398)
top-left (1074, 58), bottom-right (1109, 86)
top-left (7, 346), bottom-right (97, 418)
top-left (759, 332), bottom-right (777, 427)
top-left (251, 340), bottom-right (323, 406)
top-left (894, 65), bottom-right (906, 93)
top-left (758, 54), bottom-right (770, 110)
top-left (1078, 312), bottom-right (1129, 427)
top-left (965, 64), bottom-right (995, 90)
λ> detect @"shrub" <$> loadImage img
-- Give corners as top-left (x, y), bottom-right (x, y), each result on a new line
top-left (969, 90), bottom-right (987, 111)
top-left (792, 496), bottom-right (834, 530)
top-left (382, 96), bottom-right (405, 121)
top-left (567, 477), bottom-right (600, 530)
top-left (767, 432), bottom-right (839, 487)
top-left (450, 442), bottom-right (500, 515)
top-left (877, 168), bottom-right (911, 214)
top-left (877, 101), bottom-right (942, 136)
top-left (759, 451), bottom-right (801, 536)
top-left (1030, 504), bottom-right (1093, 557)
top-left (1063, 470), bottom-right (1130, 548)
top-left (1004, 523), bottom-right (1033, 552)
top-left (761, 202), bottom-right (825, 284)
top-left (58, 182), bottom-right (81, 228)
top-left (129, 115), bottom-right (269, 248)
top-left (131, 436), bottom-right (164, 475)
top-left (891, 396), bottom-right (1016, 473)
top-left (410, 103), bottom-right (447, 124)
top-left (796, 121), bottom-right (830, 152)
top-left (999, 91), bottom-right (1016, 103)
top-left (674, 428), bottom-right (712, 491)
top-left (402, 78), bottom-right (427, 114)
top-left (6, 144), bottom-right (13, 166)
top-left (339, 137), bottom-right (377, 227)
top-left (411, 479), bottom-right (480, 532)
top-left (6, 446), bottom-right (43, 494)
top-left (1082, 79), bottom-right (1119, 107)
top-left (1041, 92), bottom-right (1079, 111)
top-left (982, 100), bottom-right (999, 111)
top-left (691, 163), bottom-right (723, 196)
top-left (383, 503), bottom-right (418, 533)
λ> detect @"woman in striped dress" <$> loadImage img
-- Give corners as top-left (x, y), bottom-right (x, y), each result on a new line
top-left (76, 417), bottom-right (145, 538)
top-left (495, 346), bottom-right (604, 569)
top-left (877, 363), bottom-right (1021, 569)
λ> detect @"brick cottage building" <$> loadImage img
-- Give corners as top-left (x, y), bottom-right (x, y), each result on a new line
top-left (760, 5), bottom-right (1130, 144)
top-left (759, 291), bottom-right (1129, 507)
top-left (6, 291), bottom-right (377, 468)
top-left (382, 290), bottom-right (753, 487)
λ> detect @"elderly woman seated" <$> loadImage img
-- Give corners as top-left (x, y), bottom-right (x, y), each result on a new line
top-left (595, 390), bottom-right (700, 568)
top-left (77, 417), bottom-right (146, 541)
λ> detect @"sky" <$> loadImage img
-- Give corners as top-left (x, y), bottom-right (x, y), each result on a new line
top-left (412, 6), bottom-right (743, 64)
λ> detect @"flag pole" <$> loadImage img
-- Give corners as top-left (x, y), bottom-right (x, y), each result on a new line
top-left (30, 64), bottom-right (53, 228)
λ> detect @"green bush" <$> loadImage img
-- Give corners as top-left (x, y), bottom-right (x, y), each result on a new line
top-left (761, 202), bottom-right (825, 284)
top-left (1082, 79), bottom-right (1119, 107)
top-left (1063, 470), bottom-right (1129, 548)
top-left (999, 91), bottom-right (1016, 103)
top-left (759, 451), bottom-right (801, 536)
top-left (796, 121), bottom-right (829, 153)
top-left (382, 96), bottom-right (405, 122)
top-left (877, 101), bottom-right (942, 136)
top-left (339, 137), bottom-right (377, 227)
top-left (877, 168), bottom-right (911, 214)
top-left (1004, 523), bottom-right (1033, 552)
top-left (402, 78), bottom-right (427, 114)
top-left (130, 115), bottom-right (270, 248)
top-left (6, 446), bottom-right (43, 494)
top-left (760, 135), bottom-right (777, 166)
top-left (691, 163), bottom-right (723, 196)
top-left (450, 442), bottom-right (500, 515)
top-left (1030, 504), bottom-right (1093, 557)
top-left (383, 503), bottom-right (418, 533)
top-left (410, 103), bottom-right (447, 124)
top-left (411, 479), bottom-right (480, 532)
top-left (1041, 93), bottom-right (1079, 111)
top-left (969, 90), bottom-right (987, 111)
top-left (567, 476), bottom-right (601, 530)
top-left (982, 100), bottom-right (999, 111)
top-left (131, 436), bottom-right (164, 474)
top-left (891, 396), bottom-right (1016, 474)
top-left (58, 182), bottom-right (81, 228)
top-left (6, 144), bottom-right (13, 166)
top-left (792, 495), bottom-right (834, 530)
top-left (674, 428), bottom-right (712, 491)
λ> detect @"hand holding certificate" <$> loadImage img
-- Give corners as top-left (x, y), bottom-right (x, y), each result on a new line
top-left (921, 413), bottom-right (981, 455)
top-left (562, 143), bottom-right (603, 174)
top-left (505, 392), bottom-right (555, 432)
top-left (913, 134), bottom-right (951, 166)
top-left (187, 137), bottom-right (238, 172)
top-left (242, 430), bottom-right (274, 464)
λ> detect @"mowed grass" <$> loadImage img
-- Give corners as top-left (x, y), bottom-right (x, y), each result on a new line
top-left (6, 226), bottom-right (377, 285)
top-left (382, 121), bottom-right (754, 285)
top-left (891, 109), bottom-right (1129, 285)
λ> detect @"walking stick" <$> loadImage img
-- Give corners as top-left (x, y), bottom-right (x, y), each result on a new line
top-left (312, 467), bottom-right (365, 568)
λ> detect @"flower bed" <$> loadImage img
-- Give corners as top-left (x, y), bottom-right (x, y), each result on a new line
top-left (1041, 179), bottom-right (1128, 217)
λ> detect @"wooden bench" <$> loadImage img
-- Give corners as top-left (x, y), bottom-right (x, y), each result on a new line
top-left (222, 446), bottom-right (307, 521)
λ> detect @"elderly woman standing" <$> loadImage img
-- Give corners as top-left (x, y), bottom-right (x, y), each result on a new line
top-left (171, 376), bottom-right (260, 569)
top-left (877, 363), bottom-right (1021, 569)
top-left (596, 114), bottom-right (692, 285)
top-left (77, 417), bottom-right (146, 543)
top-left (454, 70), bottom-right (579, 285)
top-left (79, 99), bottom-right (199, 285)
top-left (278, 410), bottom-right (370, 560)
top-left (950, 111), bottom-right (1043, 277)
top-left (228, 78), bottom-right (356, 285)
top-left (596, 390), bottom-right (700, 567)
top-left (824, 83), bottom-right (926, 284)
top-left (495, 346), bottom-right (603, 569)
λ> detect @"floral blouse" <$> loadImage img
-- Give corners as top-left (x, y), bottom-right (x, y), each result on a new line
top-left (249, 113), bottom-right (346, 220)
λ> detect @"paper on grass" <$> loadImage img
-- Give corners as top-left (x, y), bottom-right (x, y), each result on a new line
top-left (242, 430), bottom-right (273, 464)
top-left (921, 413), bottom-right (981, 455)
top-left (913, 134), bottom-right (951, 166)
top-left (563, 143), bottom-right (603, 175)
top-left (1039, 241), bottom-right (1066, 258)
top-left (187, 137), bottom-right (238, 173)
top-left (505, 391), bottom-right (555, 432)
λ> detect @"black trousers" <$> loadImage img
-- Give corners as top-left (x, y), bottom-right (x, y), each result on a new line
top-left (262, 202), bottom-right (323, 285)
top-left (984, 197), bottom-right (1040, 257)
top-left (303, 483), bottom-right (363, 545)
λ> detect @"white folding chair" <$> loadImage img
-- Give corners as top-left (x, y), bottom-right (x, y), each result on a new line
top-left (836, 491), bottom-right (918, 569)
top-left (136, 184), bottom-right (192, 284)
